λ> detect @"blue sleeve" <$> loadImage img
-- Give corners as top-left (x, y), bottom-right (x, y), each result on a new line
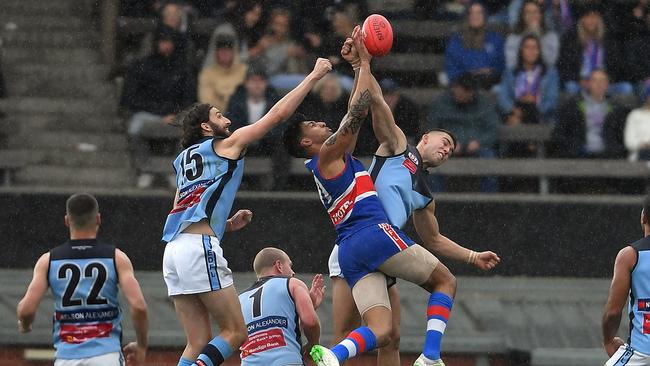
top-left (490, 33), bottom-right (506, 78)
top-left (540, 68), bottom-right (560, 118)
top-left (496, 70), bottom-right (515, 114)
top-left (445, 34), bottom-right (464, 82)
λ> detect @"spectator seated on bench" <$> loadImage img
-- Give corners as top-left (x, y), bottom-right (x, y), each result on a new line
top-left (226, 66), bottom-right (288, 190)
top-left (550, 69), bottom-right (628, 160)
top-left (120, 28), bottom-right (196, 188)
top-left (425, 73), bottom-right (501, 192)
top-left (497, 34), bottom-right (559, 158)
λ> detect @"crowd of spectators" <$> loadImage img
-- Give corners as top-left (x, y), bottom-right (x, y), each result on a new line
top-left (115, 0), bottom-right (650, 192)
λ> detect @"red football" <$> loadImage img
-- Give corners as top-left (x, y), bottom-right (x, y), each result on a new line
top-left (362, 14), bottom-right (393, 57)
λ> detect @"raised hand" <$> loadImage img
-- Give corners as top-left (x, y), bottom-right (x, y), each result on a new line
top-left (341, 37), bottom-right (360, 68)
top-left (474, 251), bottom-right (501, 271)
top-left (310, 58), bottom-right (333, 80)
top-left (228, 209), bottom-right (253, 232)
top-left (309, 274), bottom-right (326, 309)
top-left (351, 25), bottom-right (372, 64)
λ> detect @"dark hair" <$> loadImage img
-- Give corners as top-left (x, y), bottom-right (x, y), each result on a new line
top-left (283, 113), bottom-right (309, 158)
top-left (515, 33), bottom-right (546, 74)
top-left (643, 195), bottom-right (650, 223)
top-left (177, 103), bottom-right (212, 149)
top-left (450, 73), bottom-right (477, 91)
top-left (425, 128), bottom-right (458, 150)
top-left (514, 0), bottom-right (547, 34)
top-left (66, 193), bottom-right (99, 229)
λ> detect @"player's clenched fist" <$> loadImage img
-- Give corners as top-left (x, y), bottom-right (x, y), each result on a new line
top-left (474, 251), bottom-right (501, 271)
top-left (310, 58), bottom-right (333, 80)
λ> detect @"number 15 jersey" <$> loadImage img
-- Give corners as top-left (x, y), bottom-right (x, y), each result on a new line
top-left (162, 137), bottom-right (245, 243)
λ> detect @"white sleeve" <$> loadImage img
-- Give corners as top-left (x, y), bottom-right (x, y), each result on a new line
top-left (624, 110), bottom-right (645, 151)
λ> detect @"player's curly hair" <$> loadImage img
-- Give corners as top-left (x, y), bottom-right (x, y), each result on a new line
top-left (282, 113), bottom-right (308, 158)
top-left (177, 103), bottom-right (212, 149)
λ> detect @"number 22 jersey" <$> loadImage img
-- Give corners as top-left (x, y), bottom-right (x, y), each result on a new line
top-left (162, 137), bottom-right (245, 243)
top-left (48, 239), bottom-right (122, 359)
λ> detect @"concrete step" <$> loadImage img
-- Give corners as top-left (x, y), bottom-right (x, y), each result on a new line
top-left (0, 16), bottom-right (86, 30)
top-left (46, 150), bottom-right (132, 168)
top-left (0, 2), bottom-right (91, 16)
top-left (2, 48), bottom-right (100, 65)
top-left (2, 114), bottom-right (124, 134)
top-left (3, 31), bottom-right (98, 48)
top-left (0, 97), bottom-right (115, 115)
top-left (8, 131), bottom-right (129, 151)
top-left (15, 165), bottom-right (133, 187)
top-left (6, 79), bottom-right (115, 99)
top-left (0, 149), bottom-right (129, 168)
top-left (5, 63), bottom-right (109, 82)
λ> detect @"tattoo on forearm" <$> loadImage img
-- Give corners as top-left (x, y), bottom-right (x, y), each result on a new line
top-left (325, 90), bottom-right (371, 146)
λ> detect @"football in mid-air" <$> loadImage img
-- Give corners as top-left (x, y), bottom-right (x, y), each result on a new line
top-left (362, 14), bottom-right (393, 57)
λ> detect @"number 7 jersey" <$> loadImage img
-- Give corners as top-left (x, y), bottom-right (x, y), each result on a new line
top-left (162, 137), bottom-right (245, 243)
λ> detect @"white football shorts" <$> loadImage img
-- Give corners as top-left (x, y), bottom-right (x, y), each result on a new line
top-left (163, 233), bottom-right (233, 296)
top-left (606, 344), bottom-right (650, 366)
top-left (55, 352), bottom-right (123, 366)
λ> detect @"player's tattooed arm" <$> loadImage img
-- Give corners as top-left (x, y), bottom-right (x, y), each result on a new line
top-left (325, 89), bottom-right (371, 146)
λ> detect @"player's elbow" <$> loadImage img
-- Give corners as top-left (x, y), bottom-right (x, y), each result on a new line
top-left (130, 298), bottom-right (148, 319)
top-left (17, 300), bottom-right (35, 322)
top-left (602, 309), bottom-right (620, 323)
top-left (300, 313), bottom-right (320, 329)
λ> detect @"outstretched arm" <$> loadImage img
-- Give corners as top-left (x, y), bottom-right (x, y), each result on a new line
top-left (603, 246), bottom-right (635, 357)
top-left (340, 36), bottom-right (406, 156)
top-left (318, 27), bottom-right (373, 178)
top-left (413, 203), bottom-right (500, 270)
top-left (225, 58), bottom-right (332, 153)
top-left (17, 253), bottom-right (50, 333)
top-left (368, 74), bottom-right (407, 156)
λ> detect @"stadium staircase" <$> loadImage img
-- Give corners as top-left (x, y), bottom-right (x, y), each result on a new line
top-left (0, 0), bottom-right (133, 188)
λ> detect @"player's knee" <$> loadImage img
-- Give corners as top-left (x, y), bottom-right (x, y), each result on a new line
top-left (387, 326), bottom-right (400, 351)
top-left (370, 322), bottom-right (393, 348)
top-left (188, 331), bottom-right (212, 352)
top-left (230, 327), bottom-right (249, 348)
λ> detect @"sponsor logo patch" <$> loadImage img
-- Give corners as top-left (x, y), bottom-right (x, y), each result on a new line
top-left (240, 328), bottom-right (287, 358)
top-left (60, 323), bottom-right (112, 344)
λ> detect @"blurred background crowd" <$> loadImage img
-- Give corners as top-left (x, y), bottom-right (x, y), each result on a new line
top-left (3, 0), bottom-right (650, 193)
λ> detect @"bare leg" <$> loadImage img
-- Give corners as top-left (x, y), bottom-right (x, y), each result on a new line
top-left (377, 285), bottom-right (401, 366)
top-left (172, 294), bottom-right (213, 360)
top-left (198, 286), bottom-right (248, 350)
top-left (331, 276), bottom-right (362, 345)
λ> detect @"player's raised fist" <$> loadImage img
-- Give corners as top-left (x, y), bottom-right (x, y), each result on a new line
top-left (311, 58), bottom-right (333, 80)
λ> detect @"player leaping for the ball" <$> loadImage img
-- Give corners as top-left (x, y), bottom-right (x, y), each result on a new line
top-left (324, 34), bottom-right (501, 366)
top-left (161, 58), bottom-right (332, 366)
top-left (283, 26), bottom-right (466, 366)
